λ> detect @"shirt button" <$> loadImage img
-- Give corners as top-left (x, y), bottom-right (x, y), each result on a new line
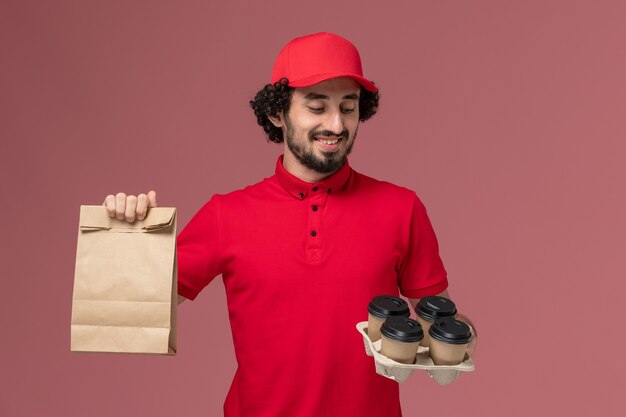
top-left (312, 205), bottom-right (318, 212)
top-left (298, 192), bottom-right (304, 199)
top-left (311, 230), bottom-right (317, 237)
top-left (312, 186), bottom-right (319, 191)
top-left (327, 188), bottom-right (332, 194)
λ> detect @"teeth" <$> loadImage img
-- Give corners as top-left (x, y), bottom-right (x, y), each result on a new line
top-left (318, 138), bottom-right (339, 145)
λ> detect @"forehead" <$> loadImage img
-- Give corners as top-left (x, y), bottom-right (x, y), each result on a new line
top-left (294, 77), bottom-right (360, 99)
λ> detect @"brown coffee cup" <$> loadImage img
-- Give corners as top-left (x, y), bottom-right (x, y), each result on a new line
top-left (367, 295), bottom-right (410, 342)
top-left (380, 317), bottom-right (424, 364)
top-left (415, 296), bottom-right (457, 347)
top-left (428, 318), bottom-right (472, 365)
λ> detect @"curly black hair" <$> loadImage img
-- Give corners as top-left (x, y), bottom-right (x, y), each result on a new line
top-left (249, 77), bottom-right (380, 143)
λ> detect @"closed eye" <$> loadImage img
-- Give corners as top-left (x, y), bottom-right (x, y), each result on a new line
top-left (307, 107), bottom-right (356, 114)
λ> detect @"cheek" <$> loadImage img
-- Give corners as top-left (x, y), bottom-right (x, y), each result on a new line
top-left (346, 119), bottom-right (359, 136)
top-left (292, 117), bottom-right (319, 137)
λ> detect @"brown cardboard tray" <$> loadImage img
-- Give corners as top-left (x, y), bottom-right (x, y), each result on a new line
top-left (356, 321), bottom-right (475, 384)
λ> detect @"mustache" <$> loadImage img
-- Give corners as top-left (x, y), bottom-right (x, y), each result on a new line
top-left (309, 129), bottom-right (349, 139)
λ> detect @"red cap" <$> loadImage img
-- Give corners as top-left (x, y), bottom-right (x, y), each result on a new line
top-left (270, 32), bottom-right (378, 92)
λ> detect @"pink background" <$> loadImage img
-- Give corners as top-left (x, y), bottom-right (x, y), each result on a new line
top-left (1, 0), bottom-right (625, 416)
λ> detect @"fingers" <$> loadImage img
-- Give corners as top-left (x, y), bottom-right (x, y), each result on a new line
top-left (136, 193), bottom-right (149, 220)
top-left (103, 194), bottom-right (116, 218)
top-left (467, 327), bottom-right (477, 358)
top-left (136, 190), bottom-right (157, 221)
top-left (115, 193), bottom-right (127, 220)
top-left (147, 190), bottom-right (157, 207)
top-left (102, 191), bottom-right (158, 223)
top-left (125, 195), bottom-right (138, 222)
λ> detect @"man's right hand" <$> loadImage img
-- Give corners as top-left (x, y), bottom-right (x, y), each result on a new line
top-left (101, 190), bottom-right (186, 304)
top-left (103, 191), bottom-right (158, 223)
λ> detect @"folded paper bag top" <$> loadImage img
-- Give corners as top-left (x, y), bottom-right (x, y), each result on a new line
top-left (79, 206), bottom-right (175, 232)
top-left (71, 205), bottom-right (178, 355)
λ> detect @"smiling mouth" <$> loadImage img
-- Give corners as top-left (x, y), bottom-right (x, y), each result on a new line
top-left (314, 137), bottom-right (342, 145)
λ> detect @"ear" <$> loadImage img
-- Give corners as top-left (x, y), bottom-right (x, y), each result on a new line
top-left (268, 112), bottom-right (284, 128)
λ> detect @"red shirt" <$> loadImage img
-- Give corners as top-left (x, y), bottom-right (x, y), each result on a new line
top-left (177, 155), bottom-right (448, 417)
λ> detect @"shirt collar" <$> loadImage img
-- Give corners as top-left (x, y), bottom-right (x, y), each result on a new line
top-left (275, 154), bottom-right (352, 199)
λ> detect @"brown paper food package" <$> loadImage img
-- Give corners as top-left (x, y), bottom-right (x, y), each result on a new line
top-left (71, 205), bottom-right (177, 354)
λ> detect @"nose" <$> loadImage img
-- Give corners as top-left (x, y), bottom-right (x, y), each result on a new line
top-left (323, 108), bottom-right (345, 136)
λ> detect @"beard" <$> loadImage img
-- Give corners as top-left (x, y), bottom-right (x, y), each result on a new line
top-left (284, 114), bottom-right (358, 175)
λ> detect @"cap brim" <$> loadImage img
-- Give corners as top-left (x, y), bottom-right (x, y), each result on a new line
top-left (287, 73), bottom-right (378, 92)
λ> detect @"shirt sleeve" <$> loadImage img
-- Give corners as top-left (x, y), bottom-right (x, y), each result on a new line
top-left (176, 195), bottom-right (225, 300)
top-left (397, 193), bottom-right (449, 299)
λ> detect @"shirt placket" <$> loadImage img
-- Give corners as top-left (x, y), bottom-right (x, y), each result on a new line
top-left (306, 184), bottom-right (328, 263)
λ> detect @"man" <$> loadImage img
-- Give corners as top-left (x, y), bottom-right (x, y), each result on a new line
top-left (104, 32), bottom-right (477, 417)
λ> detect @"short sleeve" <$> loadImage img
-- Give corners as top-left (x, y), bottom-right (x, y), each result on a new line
top-left (176, 195), bottom-right (225, 300)
top-left (397, 193), bottom-right (448, 299)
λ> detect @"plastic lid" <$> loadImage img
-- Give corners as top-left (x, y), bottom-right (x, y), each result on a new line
top-left (380, 317), bottom-right (424, 342)
top-left (428, 318), bottom-right (472, 345)
top-left (368, 295), bottom-right (410, 319)
top-left (416, 296), bottom-right (457, 321)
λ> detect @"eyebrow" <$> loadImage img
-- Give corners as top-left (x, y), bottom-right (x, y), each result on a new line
top-left (304, 92), bottom-right (360, 100)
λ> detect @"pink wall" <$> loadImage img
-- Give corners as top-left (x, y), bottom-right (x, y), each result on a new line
top-left (2, 0), bottom-right (624, 416)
